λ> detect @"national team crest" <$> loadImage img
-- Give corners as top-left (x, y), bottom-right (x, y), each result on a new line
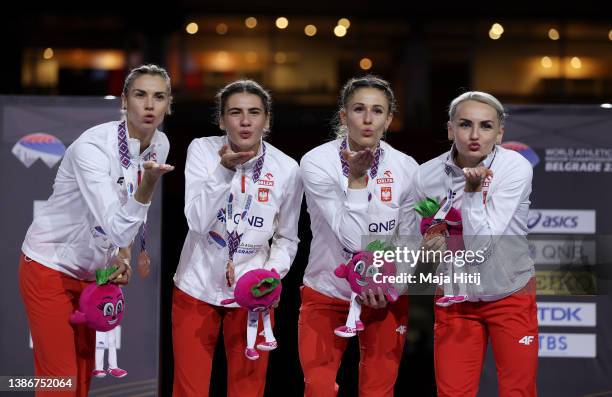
top-left (258, 188), bottom-right (269, 202)
top-left (381, 186), bottom-right (392, 202)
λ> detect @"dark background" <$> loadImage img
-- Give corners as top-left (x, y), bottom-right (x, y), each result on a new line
top-left (2, 2), bottom-right (610, 395)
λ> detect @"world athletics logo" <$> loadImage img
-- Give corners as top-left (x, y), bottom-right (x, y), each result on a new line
top-left (12, 133), bottom-right (66, 168)
top-left (501, 141), bottom-right (540, 167)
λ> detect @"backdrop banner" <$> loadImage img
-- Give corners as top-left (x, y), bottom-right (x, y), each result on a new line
top-left (479, 105), bottom-right (612, 396)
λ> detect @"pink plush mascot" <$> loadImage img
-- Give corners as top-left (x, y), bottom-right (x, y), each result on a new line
top-left (333, 240), bottom-right (399, 337)
top-left (69, 267), bottom-right (125, 332)
top-left (221, 268), bottom-right (281, 360)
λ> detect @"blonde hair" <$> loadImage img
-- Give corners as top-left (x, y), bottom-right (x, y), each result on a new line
top-left (448, 91), bottom-right (506, 126)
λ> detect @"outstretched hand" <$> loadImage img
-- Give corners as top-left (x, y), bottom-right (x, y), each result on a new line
top-left (219, 145), bottom-right (255, 170)
top-left (135, 161), bottom-right (174, 204)
top-left (463, 166), bottom-right (493, 192)
top-left (142, 160), bottom-right (175, 181)
top-left (342, 148), bottom-right (374, 189)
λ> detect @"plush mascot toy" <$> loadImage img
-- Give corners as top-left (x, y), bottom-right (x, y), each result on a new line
top-left (70, 267), bottom-right (125, 332)
top-left (333, 240), bottom-right (399, 337)
top-left (414, 197), bottom-right (467, 306)
top-left (414, 197), bottom-right (463, 242)
top-left (220, 268), bottom-right (281, 360)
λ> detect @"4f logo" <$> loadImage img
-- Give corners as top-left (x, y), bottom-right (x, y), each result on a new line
top-left (264, 172), bottom-right (274, 180)
top-left (395, 325), bottom-right (407, 335)
top-left (518, 336), bottom-right (535, 345)
top-left (384, 170), bottom-right (392, 178)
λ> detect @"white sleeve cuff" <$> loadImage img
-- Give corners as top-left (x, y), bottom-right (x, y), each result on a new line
top-left (126, 196), bottom-right (150, 220)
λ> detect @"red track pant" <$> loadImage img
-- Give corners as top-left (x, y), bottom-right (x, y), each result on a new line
top-left (434, 278), bottom-right (538, 397)
top-left (298, 285), bottom-right (409, 397)
top-left (18, 254), bottom-right (95, 397)
top-left (172, 286), bottom-right (274, 397)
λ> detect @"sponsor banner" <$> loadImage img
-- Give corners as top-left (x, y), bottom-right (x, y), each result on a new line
top-left (537, 302), bottom-right (596, 327)
top-left (544, 147), bottom-right (612, 173)
top-left (528, 210), bottom-right (596, 234)
top-left (538, 333), bottom-right (596, 358)
top-left (536, 270), bottom-right (597, 295)
top-left (529, 239), bottom-right (596, 266)
top-left (477, 104), bottom-right (612, 396)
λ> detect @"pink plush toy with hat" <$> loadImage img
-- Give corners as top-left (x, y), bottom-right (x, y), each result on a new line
top-left (220, 268), bottom-right (281, 360)
top-left (69, 267), bottom-right (125, 332)
top-left (333, 240), bottom-right (399, 338)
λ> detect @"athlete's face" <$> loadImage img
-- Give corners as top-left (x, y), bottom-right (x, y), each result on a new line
top-left (122, 74), bottom-right (170, 137)
top-left (220, 92), bottom-right (269, 153)
top-left (448, 100), bottom-right (504, 168)
top-left (341, 87), bottom-right (393, 151)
